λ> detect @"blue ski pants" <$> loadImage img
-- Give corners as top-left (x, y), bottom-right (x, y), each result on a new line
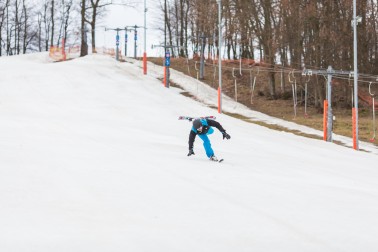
top-left (198, 128), bottom-right (214, 158)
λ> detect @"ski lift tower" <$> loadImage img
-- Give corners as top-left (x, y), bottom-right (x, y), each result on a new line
top-left (152, 44), bottom-right (180, 88)
top-left (105, 27), bottom-right (123, 61)
top-left (143, 0), bottom-right (147, 75)
top-left (352, 0), bottom-right (362, 150)
top-left (126, 25), bottom-right (144, 59)
top-left (124, 27), bottom-right (131, 57)
top-left (217, 0), bottom-right (223, 114)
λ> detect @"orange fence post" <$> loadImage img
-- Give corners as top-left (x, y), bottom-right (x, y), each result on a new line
top-left (143, 52), bottom-right (147, 75)
top-left (62, 39), bottom-right (66, 61)
top-left (352, 108), bottom-right (357, 149)
top-left (218, 87), bottom-right (221, 114)
top-left (323, 100), bottom-right (328, 141)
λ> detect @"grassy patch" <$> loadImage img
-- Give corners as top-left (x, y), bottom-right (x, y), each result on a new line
top-left (148, 57), bottom-right (378, 145)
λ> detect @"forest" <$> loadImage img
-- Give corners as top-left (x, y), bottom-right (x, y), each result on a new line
top-left (159, 0), bottom-right (378, 103)
top-left (1, 0), bottom-right (378, 107)
top-left (0, 0), bottom-right (134, 57)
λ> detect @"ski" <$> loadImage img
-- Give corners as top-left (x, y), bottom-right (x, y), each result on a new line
top-left (210, 158), bottom-right (224, 163)
top-left (178, 116), bottom-right (216, 121)
top-left (209, 156), bottom-right (224, 162)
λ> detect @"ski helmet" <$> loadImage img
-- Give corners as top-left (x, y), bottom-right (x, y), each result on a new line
top-left (193, 119), bottom-right (202, 131)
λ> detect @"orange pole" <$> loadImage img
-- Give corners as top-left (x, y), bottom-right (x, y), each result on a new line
top-left (218, 87), bottom-right (221, 113)
top-left (352, 108), bottom-right (357, 149)
top-left (62, 38), bottom-right (66, 61)
top-left (323, 100), bottom-right (328, 141)
top-left (143, 52), bottom-right (147, 75)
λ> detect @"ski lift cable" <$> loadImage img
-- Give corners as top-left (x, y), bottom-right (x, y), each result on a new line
top-left (198, 57), bottom-right (378, 85)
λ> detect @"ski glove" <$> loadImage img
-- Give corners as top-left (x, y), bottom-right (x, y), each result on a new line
top-left (187, 148), bottom-right (195, 156)
top-left (222, 131), bottom-right (231, 140)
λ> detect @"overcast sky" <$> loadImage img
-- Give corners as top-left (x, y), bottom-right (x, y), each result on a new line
top-left (96, 1), bottom-right (163, 57)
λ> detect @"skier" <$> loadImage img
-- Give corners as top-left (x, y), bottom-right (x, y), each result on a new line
top-left (187, 118), bottom-right (231, 161)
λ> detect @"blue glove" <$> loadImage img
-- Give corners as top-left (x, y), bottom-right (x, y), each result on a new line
top-left (222, 131), bottom-right (231, 140)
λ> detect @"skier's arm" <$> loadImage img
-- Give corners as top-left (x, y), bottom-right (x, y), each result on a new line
top-left (208, 119), bottom-right (231, 139)
top-left (188, 130), bottom-right (197, 150)
top-left (207, 119), bottom-right (226, 132)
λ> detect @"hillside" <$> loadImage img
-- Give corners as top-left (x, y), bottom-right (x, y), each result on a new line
top-left (148, 57), bottom-right (378, 145)
top-left (1, 53), bottom-right (378, 251)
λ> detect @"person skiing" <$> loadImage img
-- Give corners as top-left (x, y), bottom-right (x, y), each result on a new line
top-left (187, 118), bottom-right (231, 161)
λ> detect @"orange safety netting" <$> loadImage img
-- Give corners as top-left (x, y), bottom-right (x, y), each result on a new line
top-left (49, 42), bottom-right (81, 61)
top-left (96, 47), bottom-right (123, 60)
top-left (49, 46), bottom-right (66, 61)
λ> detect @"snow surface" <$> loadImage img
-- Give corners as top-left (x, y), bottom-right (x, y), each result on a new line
top-left (1, 53), bottom-right (378, 252)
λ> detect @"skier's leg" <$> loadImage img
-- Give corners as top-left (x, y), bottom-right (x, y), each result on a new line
top-left (198, 134), bottom-right (214, 158)
top-left (207, 127), bottom-right (214, 135)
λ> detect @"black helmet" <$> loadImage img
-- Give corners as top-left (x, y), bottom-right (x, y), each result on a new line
top-left (193, 119), bottom-right (203, 132)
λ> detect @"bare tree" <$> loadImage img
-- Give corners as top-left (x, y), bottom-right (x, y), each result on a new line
top-left (80, 0), bottom-right (88, 56)
top-left (57, 0), bottom-right (73, 47)
top-left (42, 0), bottom-right (51, 51)
top-left (6, 2), bottom-right (12, 55)
top-left (22, 0), bottom-right (29, 53)
top-left (14, 0), bottom-right (20, 54)
top-left (63, 0), bottom-right (74, 43)
top-left (249, 0), bottom-right (278, 98)
top-left (51, 0), bottom-right (55, 46)
top-left (0, 0), bottom-right (11, 56)
top-left (85, 0), bottom-right (111, 53)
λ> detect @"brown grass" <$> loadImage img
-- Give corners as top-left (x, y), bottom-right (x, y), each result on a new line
top-left (148, 57), bottom-right (378, 145)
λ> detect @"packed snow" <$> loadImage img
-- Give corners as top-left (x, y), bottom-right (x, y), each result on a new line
top-left (0, 53), bottom-right (377, 252)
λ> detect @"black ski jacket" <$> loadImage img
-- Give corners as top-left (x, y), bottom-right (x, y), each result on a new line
top-left (188, 119), bottom-right (226, 150)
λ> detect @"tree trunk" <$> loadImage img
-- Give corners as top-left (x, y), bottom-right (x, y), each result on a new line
top-left (80, 0), bottom-right (88, 56)
top-left (51, 0), bottom-right (54, 46)
top-left (22, 0), bottom-right (27, 54)
top-left (14, 0), bottom-right (19, 54)
top-left (179, 0), bottom-right (185, 57)
top-left (6, 4), bottom-right (11, 55)
top-left (43, 2), bottom-right (50, 51)
top-left (90, 1), bottom-right (98, 53)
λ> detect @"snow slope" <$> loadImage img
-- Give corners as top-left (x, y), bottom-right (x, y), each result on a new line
top-left (0, 53), bottom-right (378, 252)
